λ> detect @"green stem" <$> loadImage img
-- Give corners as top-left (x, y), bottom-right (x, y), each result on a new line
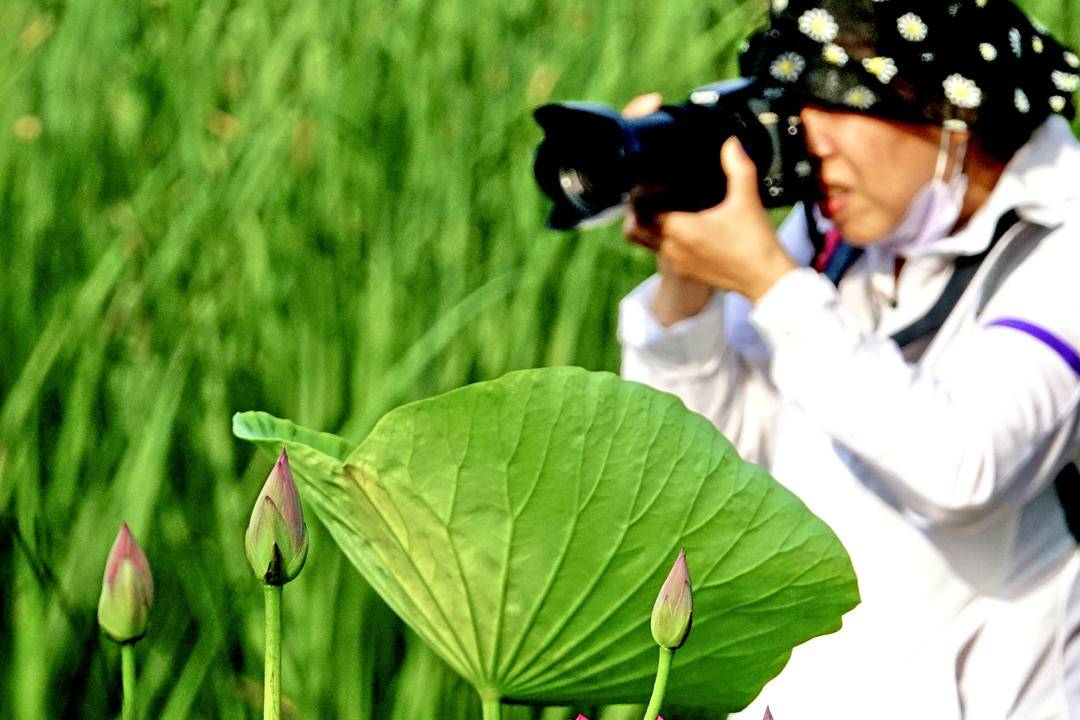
top-left (642, 646), bottom-right (673, 720)
top-left (264, 584), bottom-right (282, 720)
top-left (480, 694), bottom-right (502, 720)
top-left (120, 643), bottom-right (136, 720)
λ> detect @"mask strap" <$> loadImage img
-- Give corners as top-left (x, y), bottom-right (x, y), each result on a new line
top-left (934, 118), bottom-right (969, 182)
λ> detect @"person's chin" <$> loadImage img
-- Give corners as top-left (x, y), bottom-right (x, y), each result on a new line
top-left (836, 217), bottom-right (892, 247)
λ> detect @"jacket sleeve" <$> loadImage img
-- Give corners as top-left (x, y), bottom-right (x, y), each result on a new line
top-left (748, 228), bottom-right (1080, 524)
top-left (618, 207), bottom-right (815, 465)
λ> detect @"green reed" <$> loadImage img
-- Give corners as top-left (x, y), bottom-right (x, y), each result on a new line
top-left (0, 0), bottom-right (1074, 717)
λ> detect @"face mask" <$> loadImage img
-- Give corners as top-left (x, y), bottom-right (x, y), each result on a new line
top-left (878, 120), bottom-right (969, 257)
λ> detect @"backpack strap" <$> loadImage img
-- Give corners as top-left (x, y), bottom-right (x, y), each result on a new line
top-left (811, 209), bottom-right (1027, 349)
top-left (888, 210), bottom-right (1022, 348)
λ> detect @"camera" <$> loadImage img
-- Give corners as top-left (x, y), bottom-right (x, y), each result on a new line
top-left (532, 78), bottom-right (813, 230)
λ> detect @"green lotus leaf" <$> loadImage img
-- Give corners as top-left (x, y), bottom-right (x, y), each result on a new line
top-left (233, 367), bottom-right (858, 711)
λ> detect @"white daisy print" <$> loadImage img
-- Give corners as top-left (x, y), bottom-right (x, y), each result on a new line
top-left (1032, 36), bottom-right (1044, 54)
top-left (770, 52), bottom-right (806, 83)
top-left (943, 73), bottom-right (982, 108)
top-left (1066, 51), bottom-right (1080, 69)
top-left (1052, 70), bottom-right (1079, 92)
top-left (1014, 88), bottom-right (1030, 113)
top-left (823, 43), bottom-right (849, 66)
top-left (979, 43), bottom-right (997, 61)
top-left (821, 70), bottom-right (842, 94)
top-left (772, 0), bottom-right (788, 13)
top-left (799, 8), bottom-right (839, 43)
top-left (1009, 28), bottom-right (1022, 57)
top-left (844, 85), bottom-right (877, 109)
top-left (976, 0), bottom-right (988, 6)
top-left (921, 52), bottom-right (935, 62)
top-left (897, 13), bottom-right (927, 41)
top-left (862, 56), bottom-right (898, 83)
top-left (1050, 95), bottom-right (1067, 112)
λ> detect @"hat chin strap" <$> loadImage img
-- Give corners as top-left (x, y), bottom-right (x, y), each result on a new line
top-left (876, 119), bottom-right (970, 257)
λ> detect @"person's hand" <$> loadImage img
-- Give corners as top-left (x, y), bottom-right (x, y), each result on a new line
top-left (647, 137), bottom-right (797, 303)
top-left (619, 93), bottom-right (719, 325)
top-left (625, 133), bottom-right (797, 312)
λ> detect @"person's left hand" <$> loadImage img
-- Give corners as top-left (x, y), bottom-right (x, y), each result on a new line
top-left (645, 137), bottom-right (798, 302)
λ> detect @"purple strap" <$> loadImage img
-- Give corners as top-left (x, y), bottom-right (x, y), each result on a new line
top-left (986, 318), bottom-right (1080, 376)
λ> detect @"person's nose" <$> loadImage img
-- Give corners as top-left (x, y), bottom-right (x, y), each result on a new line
top-left (800, 105), bottom-right (837, 159)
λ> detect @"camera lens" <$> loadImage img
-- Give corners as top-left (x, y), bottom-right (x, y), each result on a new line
top-left (558, 167), bottom-right (603, 215)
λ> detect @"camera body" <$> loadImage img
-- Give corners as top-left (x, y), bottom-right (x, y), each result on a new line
top-left (533, 79), bottom-right (813, 230)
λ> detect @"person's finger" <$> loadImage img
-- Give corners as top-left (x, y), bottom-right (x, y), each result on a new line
top-left (622, 92), bottom-right (663, 118)
top-left (657, 239), bottom-right (693, 281)
top-left (654, 211), bottom-right (697, 244)
top-left (623, 212), bottom-right (662, 251)
top-left (720, 137), bottom-right (761, 206)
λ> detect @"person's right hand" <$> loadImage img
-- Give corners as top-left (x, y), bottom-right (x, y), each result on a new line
top-left (620, 92), bottom-right (716, 326)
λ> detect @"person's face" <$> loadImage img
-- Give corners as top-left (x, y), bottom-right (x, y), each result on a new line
top-left (800, 105), bottom-right (941, 245)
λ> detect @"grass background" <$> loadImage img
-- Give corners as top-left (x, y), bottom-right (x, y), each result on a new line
top-left (0, 0), bottom-right (1076, 717)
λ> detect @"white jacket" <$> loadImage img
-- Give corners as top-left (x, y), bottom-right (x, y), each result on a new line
top-left (619, 117), bottom-right (1080, 719)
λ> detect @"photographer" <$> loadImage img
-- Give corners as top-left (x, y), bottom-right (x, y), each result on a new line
top-left (618, 0), bottom-right (1080, 717)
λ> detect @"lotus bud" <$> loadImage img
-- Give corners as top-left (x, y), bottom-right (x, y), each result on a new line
top-left (97, 523), bottom-right (154, 643)
top-left (650, 549), bottom-right (692, 650)
top-left (245, 449), bottom-right (308, 585)
top-left (763, 708), bottom-right (774, 720)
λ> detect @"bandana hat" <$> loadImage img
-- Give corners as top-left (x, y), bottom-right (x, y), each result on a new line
top-left (741, 0), bottom-right (1078, 154)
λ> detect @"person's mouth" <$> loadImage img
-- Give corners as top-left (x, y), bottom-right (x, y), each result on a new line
top-left (817, 184), bottom-right (850, 220)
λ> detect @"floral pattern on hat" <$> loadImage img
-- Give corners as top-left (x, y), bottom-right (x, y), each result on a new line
top-left (823, 43), bottom-right (849, 66)
top-left (771, 52), bottom-right (807, 82)
top-left (862, 56), bottom-right (898, 84)
top-left (740, 0), bottom-right (1078, 131)
top-left (1009, 28), bottom-right (1022, 57)
top-left (844, 85), bottom-right (878, 108)
top-left (799, 8), bottom-right (839, 43)
top-left (897, 13), bottom-right (928, 41)
top-left (943, 73), bottom-right (982, 107)
top-left (1052, 71), bottom-right (1079, 92)
top-left (1014, 88), bottom-right (1030, 113)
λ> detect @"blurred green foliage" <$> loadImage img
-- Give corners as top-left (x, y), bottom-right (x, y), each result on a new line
top-left (1, 0), bottom-right (1076, 717)
top-left (0, 0), bottom-right (757, 716)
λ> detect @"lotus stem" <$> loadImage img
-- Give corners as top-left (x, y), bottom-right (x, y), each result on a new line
top-left (120, 643), bottom-right (136, 720)
top-left (642, 646), bottom-right (673, 720)
top-left (480, 694), bottom-right (503, 720)
top-left (264, 584), bottom-right (282, 720)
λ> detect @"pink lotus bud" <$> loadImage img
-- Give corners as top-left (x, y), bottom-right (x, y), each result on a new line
top-left (650, 549), bottom-right (692, 650)
top-left (245, 449), bottom-right (308, 585)
top-left (97, 523), bottom-right (154, 643)
top-left (763, 708), bottom-right (774, 720)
